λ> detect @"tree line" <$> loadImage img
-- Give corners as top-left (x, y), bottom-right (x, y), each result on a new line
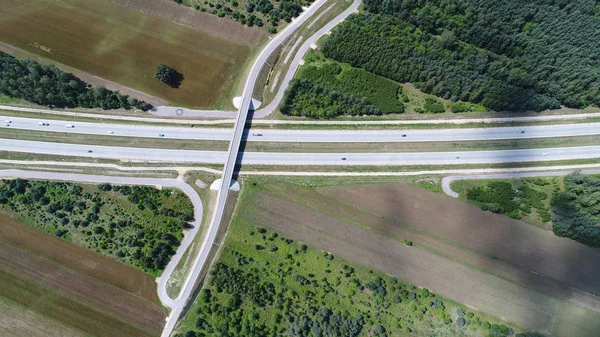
top-left (0, 52), bottom-right (151, 110)
top-left (322, 0), bottom-right (600, 112)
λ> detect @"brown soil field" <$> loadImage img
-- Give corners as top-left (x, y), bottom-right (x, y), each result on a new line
top-left (0, 215), bottom-right (165, 336)
top-left (258, 182), bottom-right (600, 314)
top-left (0, 214), bottom-right (159, 303)
top-left (110, 0), bottom-right (265, 47)
top-left (241, 182), bottom-right (600, 336)
top-left (0, 0), bottom-right (251, 107)
top-left (0, 297), bottom-right (87, 337)
top-left (0, 268), bottom-right (156, 337)
top-left (320, 184), bottom-right (600, 297)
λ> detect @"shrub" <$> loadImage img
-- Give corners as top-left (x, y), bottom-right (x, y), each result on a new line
top-left (424, 97), bottom-right (445, 113)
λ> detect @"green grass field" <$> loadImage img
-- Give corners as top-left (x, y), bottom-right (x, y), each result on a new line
top-left (0, 0), bottom-right (251, 108)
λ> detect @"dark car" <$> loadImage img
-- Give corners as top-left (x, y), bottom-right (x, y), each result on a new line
top-left (521, 131), bottom-right (525, 134)
top-left (401, 134), bottom-right (407, 137)
top-left (87, 150), bottom-right (93, 153)
top-left (341, 157), bottom-right (347, 161)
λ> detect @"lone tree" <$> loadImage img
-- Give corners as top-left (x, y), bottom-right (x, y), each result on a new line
top-left (155, 64), bottom-right (179, 87)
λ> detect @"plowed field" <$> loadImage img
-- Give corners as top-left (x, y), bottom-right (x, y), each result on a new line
top-left (0, 215), bottom-right (166, 336)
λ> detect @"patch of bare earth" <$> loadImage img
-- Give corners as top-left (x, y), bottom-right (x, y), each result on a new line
top-left (0, 215), bottom-right (166, 335)
top-left (109, 0), bottom-right (265, 47)
top-left (243, 183), bottom-right (600, 336)
top-left (319, 184), bottom-right (600, 297)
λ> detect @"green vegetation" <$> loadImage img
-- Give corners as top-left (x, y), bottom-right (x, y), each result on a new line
top-left (155, 64), bottom-right (182, 88)
top-left (0, 52), bottom-right (150, 110)
top-left (281, 79), bottom-right (380, 118)
top-left (322, 0), bottom-right (600, 112)
top-left (552, 173), bottom-right (600, 247)
top-left (294, 52), bottom-right (405, 114)
top-left (0, 179), bottom-right (193, 275)
top-left (465, 179), bottom-right (552, 222)
top-left (423, 97), bottom-right (445, 114)
top-left (175, 197), bottom-right (540, 337)
top-left (459, 173), bottom-right (600, 247)
top-left (171, 0), bottom-right (313, 33)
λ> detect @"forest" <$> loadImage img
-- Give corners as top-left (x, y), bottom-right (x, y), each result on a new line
top-left (0, 52), bottom-right (151, 110)
top-left (0, 180), bottom-right (193, 274)
top-left (294, 54), bottom-right (405, 114)
top-left (322, 0), bottom-right (600, 112)
top-left (552, 173), bottom-right (600, 247)
top-left (280, 79), bottom-right (381, 118)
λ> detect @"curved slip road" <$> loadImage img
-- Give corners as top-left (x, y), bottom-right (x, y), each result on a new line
top-left (0, 170), bottom-right (202, 312)
top-left (5, 139), bottom-right (600, 166)
top-left (6, 115), bottom-right (600, 143)
top-left (442, 169), bottom-right (600, 198)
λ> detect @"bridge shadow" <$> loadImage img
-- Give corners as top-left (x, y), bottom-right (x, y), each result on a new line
top-left (232, 108), bottom-right (256, 181)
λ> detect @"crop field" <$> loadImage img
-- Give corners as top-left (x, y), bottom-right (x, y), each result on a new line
top-left (183, 177), bottom-right (600, 337)
top-left (0, 0), bottom-right (252, 108)
top-left (0, 215), bottom-right (166, 336)
top-left (320, 183), bottom-right (600, 298)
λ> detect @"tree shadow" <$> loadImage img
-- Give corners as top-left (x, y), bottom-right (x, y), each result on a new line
top-left (167, 70), bottom-right (184, 89)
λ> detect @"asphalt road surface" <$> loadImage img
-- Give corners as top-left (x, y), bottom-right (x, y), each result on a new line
top-left (5, 115), bottom-right (600, 143)
top-left (5, 139), bottom-right (600, 166)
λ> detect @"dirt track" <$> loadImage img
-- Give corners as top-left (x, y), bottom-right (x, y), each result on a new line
top-left (244, 183), bottom-right (600, 336)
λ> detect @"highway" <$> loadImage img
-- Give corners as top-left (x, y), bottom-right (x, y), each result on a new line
top-left (5, 139), bottom-right (600, 166)
top-left (5, 115), bottom-right (600, 143)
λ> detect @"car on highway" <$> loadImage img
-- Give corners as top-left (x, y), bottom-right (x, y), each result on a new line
top-left (542, 153), bottom-right (547, 156)
top-left (87, 150), bottom-right (93, 153)
top-left (65, 124), bottom-right (74, 128)
top-left (4, 120), bottom-right (11, 124)
top-left (38, 122), bottom-right (49, 126)
top-left (159, 133), bottom-right (165, 137)
top-left (252, 133), bottom-right (263, 136)
top-left (107, 131), bottom-right (114, 134)
top-left (3, 123), bottom-right (9, 127)
top-left (341, 157), bottom-right (347, 161)
top-left (521, 131), bottom-right (525, 134)
top-left (455, 156), bottom-right (460, 159)
top-left (401, 134), bottom-right (407, 137)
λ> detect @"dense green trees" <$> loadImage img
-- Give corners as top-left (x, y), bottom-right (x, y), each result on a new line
top-left (322, 0), bottom-right (600, 112)
top-left (281, 79), bottom-right (381, 118)
top-left (552, 173), bottom-right (600, 247)
top-left (155, 64), bottom-right (178, 86)
top-left (295, 58), bottom-right (405, 114)
top-left (0, 180), bottom-right (193, 274)
top-left (0, 52), bottom-right (151, 110)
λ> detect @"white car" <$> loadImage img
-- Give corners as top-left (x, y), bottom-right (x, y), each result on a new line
top-left (65, 124), bottom-right (74, 128)
top-left (4, 120), bottom-right (11, 124)
top-left (107, 131), bottom-right (114, 134)
top-left (542, 153), bottom-right (547, 156)
top-left (3, 123), bottom-right (9, 127)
